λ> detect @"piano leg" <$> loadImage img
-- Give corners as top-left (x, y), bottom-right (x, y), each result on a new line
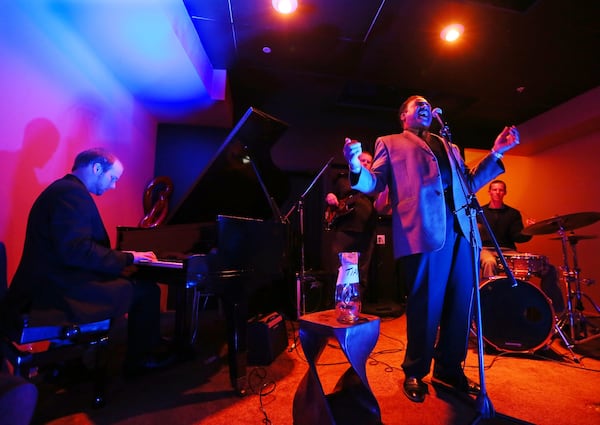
top-left (222, 278), bottom-right (249, 397)
top-left (169, 285), bottom-right (196, 360)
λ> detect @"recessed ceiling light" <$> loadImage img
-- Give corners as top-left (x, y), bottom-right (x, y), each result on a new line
top-left (440, 24), bottom-right (464, 42)
top-left (272, 0), bottom-right (298, 14)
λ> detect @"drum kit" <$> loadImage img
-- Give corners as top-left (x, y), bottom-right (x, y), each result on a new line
top-left (479, 211), bottom-right (600, 357)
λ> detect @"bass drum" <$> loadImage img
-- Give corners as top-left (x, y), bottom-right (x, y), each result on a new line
top-left (480, 277), bottom-right (555, 352)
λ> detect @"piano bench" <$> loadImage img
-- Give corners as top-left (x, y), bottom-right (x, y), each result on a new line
top-left (0, 309), bottom-right (112, 409)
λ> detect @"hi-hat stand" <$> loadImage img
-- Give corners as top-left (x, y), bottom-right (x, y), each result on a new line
top-left (521, 212), bottom-right (600, 348)
top-left (555, 231), bottom-right (600, 344)
top-left (284, 157), bottom-right (333, 319)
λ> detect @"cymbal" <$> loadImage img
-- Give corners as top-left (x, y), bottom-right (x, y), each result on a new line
top-left (549, 234), bottom-right (597, 242)
top-left (522, 211), bottom-right (600, 235)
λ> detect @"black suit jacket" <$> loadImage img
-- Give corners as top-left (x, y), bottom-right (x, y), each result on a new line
top-left (6, 174), bottom-right (134, 322)
top-left (331, 171), bottom-right (377, 234)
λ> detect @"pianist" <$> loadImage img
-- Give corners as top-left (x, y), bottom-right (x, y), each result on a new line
top-left (2, 148), bottom-right (171, 378)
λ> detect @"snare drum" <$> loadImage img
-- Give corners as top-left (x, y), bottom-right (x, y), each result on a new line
top-left (499, 253), bottom-right (547, 278)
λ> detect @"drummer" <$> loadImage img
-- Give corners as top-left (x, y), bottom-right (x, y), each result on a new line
top-left (478, 180), bottom-right (565, 313)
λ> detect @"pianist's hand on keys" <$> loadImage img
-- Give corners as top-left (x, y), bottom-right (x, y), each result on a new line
top-left (123, 250), bottom-right (158, 264)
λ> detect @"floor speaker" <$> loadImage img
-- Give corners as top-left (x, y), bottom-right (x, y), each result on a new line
top-left (247, 312), bottom-right (288, 365)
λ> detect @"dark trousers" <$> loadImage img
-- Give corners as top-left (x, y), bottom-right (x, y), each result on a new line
top-left (125, 280), bottom-right (162, 362)
top-left (398, 215), bottom-right (476, 379)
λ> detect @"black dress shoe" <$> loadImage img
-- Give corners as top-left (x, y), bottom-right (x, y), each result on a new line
top-left (432, 371), bottom-right (480, 395)
top-left (403, 376), bottom-right (427, 403)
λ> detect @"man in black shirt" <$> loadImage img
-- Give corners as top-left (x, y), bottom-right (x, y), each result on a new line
top-left (478, 180), bottom-right (564, 313)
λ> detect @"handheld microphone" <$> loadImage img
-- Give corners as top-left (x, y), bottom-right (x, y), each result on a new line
top-left (432, 107), bottom-right (444, 128)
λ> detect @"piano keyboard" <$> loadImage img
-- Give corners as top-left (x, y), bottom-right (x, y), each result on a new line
top-left (138, 259), bottom-right (184, 269)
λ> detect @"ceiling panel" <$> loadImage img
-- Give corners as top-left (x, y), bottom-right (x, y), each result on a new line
top-left (186, 0), bottom-right (600, 149)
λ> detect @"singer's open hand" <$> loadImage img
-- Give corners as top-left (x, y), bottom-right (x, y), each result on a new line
top-left (492, 125), bottom-right (520, 155)
top-left (343, 137), bottom-right (363, 173)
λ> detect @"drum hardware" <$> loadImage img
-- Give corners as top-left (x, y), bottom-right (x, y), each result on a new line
top-left (581, 277), bottom-right (596, 286)
top-left (498, 253), bottom-right (547, 279)
top-left (478, 276), bottom-right (578, 362)
top-left (522, 211), bottom-right (600, 236)
top-left (556, 265), bottom-right (600, 343)
top-left (523, 211), bottom-right (600, 346)
top-left (558, 236), bottom-right (600, 343)
top-left (480, 277), bottom-right (554, 353)
top-left (550, 234), bottom-right (597, 242)
top-left (477, 210), bottom-right (600, 362)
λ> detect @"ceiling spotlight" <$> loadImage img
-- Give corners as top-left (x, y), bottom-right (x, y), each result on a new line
top-left (440, 24), bottom-right (464, 42)
top-left (272, 0), bottom-right (298, 14)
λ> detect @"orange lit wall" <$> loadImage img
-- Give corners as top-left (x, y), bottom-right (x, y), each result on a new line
top-left (467, 95), bottom-right (600, 309)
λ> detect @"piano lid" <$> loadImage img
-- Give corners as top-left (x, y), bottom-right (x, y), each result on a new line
top-left (166, 107), bottom-right (289, 225)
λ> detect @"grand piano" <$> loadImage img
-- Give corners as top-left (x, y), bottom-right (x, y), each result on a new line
top-left (116, 107), bottom-right (290, 395)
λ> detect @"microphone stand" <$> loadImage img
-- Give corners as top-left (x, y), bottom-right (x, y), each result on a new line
top-left (284, 157), bottom-right (334, 319)
top-left (434, 115), bottom-right (530, 425)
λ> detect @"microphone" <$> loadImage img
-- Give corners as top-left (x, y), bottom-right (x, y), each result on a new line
top-left (431, 107), bottom-right (444, 127)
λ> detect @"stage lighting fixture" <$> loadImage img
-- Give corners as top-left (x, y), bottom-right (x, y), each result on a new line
top-left (272, 0), bottom-right (298, 14)
top-left (440, 23), bottom-right (464, 42)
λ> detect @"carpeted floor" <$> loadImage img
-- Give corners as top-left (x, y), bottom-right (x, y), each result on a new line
top-left (26, 309), bottom-right (600, 425)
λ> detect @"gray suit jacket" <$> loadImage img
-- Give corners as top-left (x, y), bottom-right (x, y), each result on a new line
top-left (352, 131), bottom-right (504, 258)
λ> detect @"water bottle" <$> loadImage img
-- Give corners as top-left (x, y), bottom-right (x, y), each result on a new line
top-left (335, 252), bottom-right (362, 323)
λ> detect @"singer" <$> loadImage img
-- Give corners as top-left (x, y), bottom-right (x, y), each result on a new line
top-left (342, 95), bottom-right (520, 403)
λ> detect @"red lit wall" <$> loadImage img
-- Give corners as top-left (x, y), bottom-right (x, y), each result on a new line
top-left (0, 17), bottom-right (157, 283)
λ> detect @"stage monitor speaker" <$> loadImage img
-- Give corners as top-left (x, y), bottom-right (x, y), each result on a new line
top-left (247, 312), bottom-right (288, 365)
top-left (364, 215), bottom-right (406, 317)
